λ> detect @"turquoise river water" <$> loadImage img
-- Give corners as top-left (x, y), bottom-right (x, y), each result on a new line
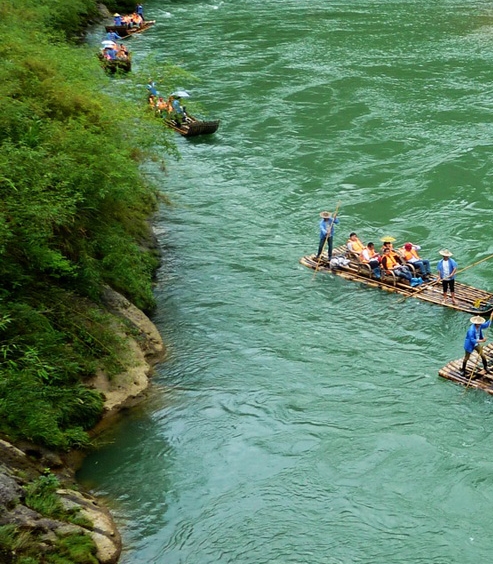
top-left (79, 1), bottom-right (493, 562)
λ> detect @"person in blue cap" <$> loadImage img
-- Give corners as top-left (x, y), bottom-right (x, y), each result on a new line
top-left (136, 3), bottom-right (144, 20)
top-left (315, 210), bottom-right (339, 262)
top-left (461, 313), bottom-right (493, 376)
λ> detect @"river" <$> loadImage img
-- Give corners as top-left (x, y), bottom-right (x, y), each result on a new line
top-left (78, 1), bottom-right (493, 562)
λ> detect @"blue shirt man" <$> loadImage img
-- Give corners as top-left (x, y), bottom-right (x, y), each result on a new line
top-left (147, 80), bottom-right (158, 97)
top-left (106, 31), bottom-right (121, 42)
top-left (437, 250), bottom-right (458, 304)
top-left (315, 211), bottom-right (340, 262)
top-left (136, 3), bottom-right (144, 19)
top-left (113, 13), bottom-right (122, 26)
top-left (461, 314), bottom-right (493, 376)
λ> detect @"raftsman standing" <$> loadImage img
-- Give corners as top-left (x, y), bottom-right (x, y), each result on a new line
top-left (437, 249), bottom-right (457, 305)
top-left (315, 211), bottom-right (340, 262)
top-left (461, 313), bottom-right (493, 376)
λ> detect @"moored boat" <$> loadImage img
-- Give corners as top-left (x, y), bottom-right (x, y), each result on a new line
top-left (105, 20), bottom-right (155, 38)
top-left (97, 52), bottom-right (132, 74)
top-left (164, 116), bottom-right (220, 137)
top-left (439, 342), bottom-right (493, 394)
top-left (300, 245), bottom-right (493, 315)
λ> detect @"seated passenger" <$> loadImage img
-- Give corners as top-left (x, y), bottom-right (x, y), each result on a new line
top-left (381, 247), bottom-right (420, 284)
top-left (347, 232), bottom-right (365, 255)
top-left (156, 97), bottom-right (168, 114)
top-left (380, 238), bottom-right (401, 256)
top-left (360, 242), bottom-right (381, 279)
top-left (400, 242), bottom-right (432, 279)
top-left (103, 46), bottom-right (117, 60)
top-left (169, 96), bottom-right (186, 125)
top-left (116, 45), bottom-right (128, 60)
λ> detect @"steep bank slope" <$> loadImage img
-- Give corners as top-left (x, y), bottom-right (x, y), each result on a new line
top-left (0, 287), bottom-right (165, 564)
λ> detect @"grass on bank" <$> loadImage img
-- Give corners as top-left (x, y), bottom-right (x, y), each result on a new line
top-left (0, 0), bottom-right (179, 451)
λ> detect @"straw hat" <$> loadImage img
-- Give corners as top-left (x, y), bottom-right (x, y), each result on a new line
top-left (470, 315), bottom-right (486, 324)
top-left (114, 13), bottom-right (120, 16)
top-left (380, 236), bottom-right (396, 243)
top-left (319, 211), bottom-right (331, 219)
top-left (439, 249), bottom-right (453, 257)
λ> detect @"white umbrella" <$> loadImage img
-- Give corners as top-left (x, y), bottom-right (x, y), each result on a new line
top-left (102, 40), bottom-right (117, 48)
top-left (170, 90), bottom-right (191, 98)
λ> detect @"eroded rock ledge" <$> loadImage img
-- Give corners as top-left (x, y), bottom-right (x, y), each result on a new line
top-left (0, 287), bottom-right (165, 564)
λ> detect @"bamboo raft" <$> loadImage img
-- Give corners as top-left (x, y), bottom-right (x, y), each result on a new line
top-left (164, 116), bottom-right (220, 137)
top-left (439, 343), bottom-right (493, 394)
top-left (105, 20), bottom-right (156, 38)
top-left (300, 245), bottom-right (493, 315)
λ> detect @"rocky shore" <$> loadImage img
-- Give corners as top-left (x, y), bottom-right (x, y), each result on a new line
top-left (0, 287), bottom-right (165, 564)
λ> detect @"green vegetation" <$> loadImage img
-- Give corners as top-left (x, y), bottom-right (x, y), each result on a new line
top-left (0, 473), bottom-right (98, 563)
top-left (0, 0), bottom-right (176, 450)
top-left (0, 524), bottom-right (99, 564)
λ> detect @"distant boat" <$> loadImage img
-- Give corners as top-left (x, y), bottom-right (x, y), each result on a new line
top-left (105, 20), bottom-right (156, 39)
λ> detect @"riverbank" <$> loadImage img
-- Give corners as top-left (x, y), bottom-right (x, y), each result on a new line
top-left (0, 286), bottom-right (165, 564)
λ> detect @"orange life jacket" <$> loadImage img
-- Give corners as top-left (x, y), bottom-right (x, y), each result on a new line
top-left (403, 249), bottom-right (419, 261)
top-left (383, 254), bottom-right (398, 270)
top-left (348, 238), bottom-right (365, 253)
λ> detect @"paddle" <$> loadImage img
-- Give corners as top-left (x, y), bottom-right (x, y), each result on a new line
top-left (312, 201), bottom-right (341, 279)
top-left (465, 311), bottom-right (493, 389)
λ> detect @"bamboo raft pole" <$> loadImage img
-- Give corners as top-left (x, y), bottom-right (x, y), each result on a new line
top-left (300, 245), bottom-right (493, 314)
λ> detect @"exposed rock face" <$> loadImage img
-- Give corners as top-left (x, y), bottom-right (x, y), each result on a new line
top-left (0, 439), bottom-right (121, 563)
top-left (0, 287), bottom-right (166, 563)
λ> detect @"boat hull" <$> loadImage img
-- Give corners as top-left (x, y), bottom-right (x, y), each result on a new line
top-left (98, 54), bottom-right (131, 73)
top-left (164, 117), bottom-right (220, 137)
top-left (105, 20), bottom-right (155, 38)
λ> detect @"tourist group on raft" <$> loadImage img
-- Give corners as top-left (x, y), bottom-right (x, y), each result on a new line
top-left (146, 80), bottom-right (190, 126)
top-left (315, 210), bottom-right (456, 296)
top-left (315, 209), bottom-right (493, 379)
top-left (112, 5), bottom-right (145, 29)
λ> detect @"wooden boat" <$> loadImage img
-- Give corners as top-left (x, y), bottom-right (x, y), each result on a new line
top-left (300, 245), bottom-right (493, 315)
top-left (98, 53), bottom-right (131, 74)
top-left (164, 115), bottom-right (220, 137)
top-left (439, 343), bottom-right (493, 395)
top-left (105, 20), bottom-right (155, 38)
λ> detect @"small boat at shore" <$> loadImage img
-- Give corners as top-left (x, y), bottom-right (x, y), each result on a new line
top-left (439, 343), bottom-right (493, 394)
top-left (300, 245), bottom-right (493, 315)
top-left (97, 52), bottom-right (131, 74)
top-left (105, 20), bottom-right (155, 38)
top-left (164, 115), bottom-right (220, 137)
